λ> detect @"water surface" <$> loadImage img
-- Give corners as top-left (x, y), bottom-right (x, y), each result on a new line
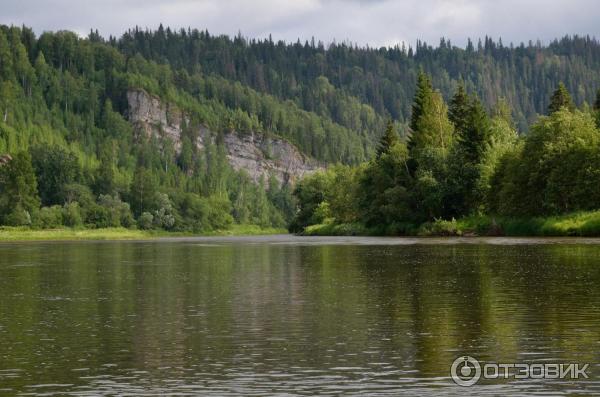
top-left (1, 236), bottom-right (600, 395)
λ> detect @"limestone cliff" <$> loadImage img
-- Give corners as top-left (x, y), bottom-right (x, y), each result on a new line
top-left (127, 89), bottom-right (320, 184)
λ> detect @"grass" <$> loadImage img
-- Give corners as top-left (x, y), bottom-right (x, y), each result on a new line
top-left (419, 211), bottom-right (600, 237)
top-left (302, 210), bottom-right (600, 237)
top-left (0, 224), bottom-right (287, 242)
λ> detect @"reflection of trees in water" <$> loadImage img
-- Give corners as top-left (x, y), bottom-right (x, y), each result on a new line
top-left (2, 242), bottom-right (600, 390)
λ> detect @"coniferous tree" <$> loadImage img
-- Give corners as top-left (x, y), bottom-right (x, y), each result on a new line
top-left (445, 96), bottom-right (492, 217)
top-left (376, 120), bottom-right (399, 158)
top-left (449, 84), bottom-right (470, 134)
top-left (548, 83), bottom-right (574, 114)
top-left (459, 97), bottom-right (491, 163)
top-left (409, 72), bottom-right (434, 141)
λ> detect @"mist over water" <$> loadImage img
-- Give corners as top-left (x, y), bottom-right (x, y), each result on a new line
top-left (1, 237), bottom-right (600, 395)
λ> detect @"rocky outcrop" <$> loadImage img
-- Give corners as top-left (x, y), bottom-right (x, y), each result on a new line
top-left (127, 89), bottom-right (320, 184)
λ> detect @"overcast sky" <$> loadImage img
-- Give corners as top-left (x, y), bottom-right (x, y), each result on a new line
top-left (1, 0), bottom-right (598, 48)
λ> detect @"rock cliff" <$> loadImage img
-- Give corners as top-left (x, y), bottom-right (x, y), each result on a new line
top-left (127, 89), bottom-right (320, 184)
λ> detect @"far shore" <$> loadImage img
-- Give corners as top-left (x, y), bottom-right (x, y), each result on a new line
top-left (0, 225), bottom-right (287, 242)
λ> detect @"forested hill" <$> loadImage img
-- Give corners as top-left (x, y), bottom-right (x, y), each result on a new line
top-left (117, 27), bottom-right (600, 130)
top-left (1, 24), bottom-right (600, 232)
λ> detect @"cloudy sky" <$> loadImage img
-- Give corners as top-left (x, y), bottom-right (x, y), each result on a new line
top-left (0, 0), bottom-right (598, 48)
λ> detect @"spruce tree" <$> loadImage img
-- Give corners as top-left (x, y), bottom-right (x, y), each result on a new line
top-left (449, 83), bottom-right (470, 134)
top-left (409, 72), bottom-right (434, 137)
top-left (459, 97), bottom-right (491, 163)
top-left (376, 120), bottom-right (399, 158)
top-left (548, 83), bottom-right (574, 114)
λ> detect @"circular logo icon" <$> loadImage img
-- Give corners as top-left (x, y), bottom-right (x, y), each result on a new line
top-left (451, 356), bottom-right (481, 387)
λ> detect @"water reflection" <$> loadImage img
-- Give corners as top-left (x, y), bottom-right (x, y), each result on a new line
top-left (0, 239), bottom-right (600, 395)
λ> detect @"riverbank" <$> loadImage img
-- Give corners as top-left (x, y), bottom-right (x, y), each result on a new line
top-left (302, 211), bottom-right (600, 237)
top-left (0, 225), bottom-right (287, 242)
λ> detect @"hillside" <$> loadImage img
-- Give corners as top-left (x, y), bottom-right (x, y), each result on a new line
top-left (1, 25), bottom-right (600, 232)
top-left (118, 27), bottom-right (600, 131)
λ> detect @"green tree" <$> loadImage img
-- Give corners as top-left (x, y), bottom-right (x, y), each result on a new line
top-left (358, 142), bottom-right (413, 230)
top-left (129, 166), bottom-right (158, 217)
top-left (30, 145), bottom-right (81, 206)
top-left (445, 96), bottom-right (492, 216)
top-left (376, 120), bottom-right (399, 158)
top-left (458, 97), bottom-right (491, 163)
top-left (448, 83), bottom-right (470, 134)
top-left (94, 143), bottom-right (116, 196)
top-left (0, 152), bottom-right (40, 225)
top-left (548, 83), bottom-right (574, 115)
top-left (409, 71), bottom-right (434, 144)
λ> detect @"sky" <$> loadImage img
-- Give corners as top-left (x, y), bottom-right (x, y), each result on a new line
top-left (0, 0), bottom-right (598, 48)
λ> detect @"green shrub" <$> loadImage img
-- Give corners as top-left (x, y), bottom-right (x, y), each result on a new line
top-left (62, 202), bottom-right (83, 227)
top-left (138, 212), bottom-right (154, 230)
top-left (36, 206), bottom-right (63, 228)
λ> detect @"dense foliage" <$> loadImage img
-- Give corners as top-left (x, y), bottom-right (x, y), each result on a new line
top-left (0, 25), bottom-right (300, 231)
top-left (118, 27), bottom-right (600, 131)
top-left (1, 24), bottom-right (600, 233)
top-left (292, 76), bottom-right (600, 235)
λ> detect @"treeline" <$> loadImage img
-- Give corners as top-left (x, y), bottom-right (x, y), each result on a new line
top-left (117, 27), bottom-right (600, 130)
top-left (291, 74), bottom-right (600, 234)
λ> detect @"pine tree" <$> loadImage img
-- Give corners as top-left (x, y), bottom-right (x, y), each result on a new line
top-left (409, 71), bottom-right (434, 137)
top-left (459, 97), bottom-right (491, 163)
top-left (548, 83), bottom-right (574, 114)
top-left (449, 83), bottom-right (470, 134)
top-left (376, 120), bottom-right (399, 158)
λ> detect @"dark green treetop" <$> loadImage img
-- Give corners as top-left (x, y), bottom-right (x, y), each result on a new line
top-left (548, 83), bottom-right (574, 114)
top-left (449, 83), bottom-right (470, 134)
top-left (376, 120), bottom-right (399, 158)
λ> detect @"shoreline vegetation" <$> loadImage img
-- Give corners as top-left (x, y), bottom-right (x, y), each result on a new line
top-left (289, 73), bottom-right (600, 238)
top-left (301, 211), bottom-right (600, 237)
top-left (0, 224), bottom-right (286, 242)
top-left (2, 27), bottom-right (600, 239)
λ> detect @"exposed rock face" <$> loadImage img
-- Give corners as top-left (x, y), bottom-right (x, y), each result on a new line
top-left (127, 89), bottom-right (320, 184)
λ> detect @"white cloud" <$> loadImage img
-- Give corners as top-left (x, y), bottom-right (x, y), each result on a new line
top-left (0, 0), bottom-right (597, 47)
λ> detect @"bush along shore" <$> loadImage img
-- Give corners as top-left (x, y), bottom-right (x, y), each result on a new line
top-left (301, 212), bottom-right (600, 237)
top-left (290, 74), bottom-right (600, 237)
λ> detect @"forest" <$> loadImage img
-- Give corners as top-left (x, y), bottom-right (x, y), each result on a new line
top-left (1, 24), bottom-right (600, 234)
top-left (292, 75), bottom-right (600, 236)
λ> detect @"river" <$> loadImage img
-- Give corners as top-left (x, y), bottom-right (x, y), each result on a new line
top-left (1, 236), bottom-right (599, 395)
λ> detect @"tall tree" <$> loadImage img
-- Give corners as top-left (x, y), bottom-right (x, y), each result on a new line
top-left (376, 120), bottom-right (399, 158)
top-left (129, 166), bottom-right (158, 217)
top-left (0, 152), bottom-right (40, 224)
top-left (30, 145), bottom-right (81, 206)
top-left (458, 97), bottom-right (491, 163)
top-left (409, 72), bottom-right (434, 143)
top-left (448, 83), bottom-right (470, 134)
top-left (548, 83), bottom-right (574, 114)
top-left (412, 91), bottom-right (454, 153)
